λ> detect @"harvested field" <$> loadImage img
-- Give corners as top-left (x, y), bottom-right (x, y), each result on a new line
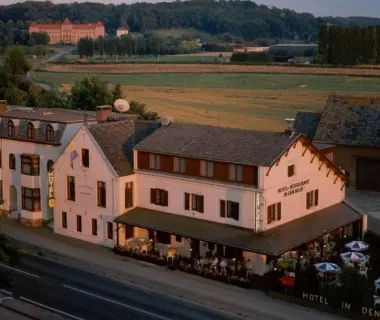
top-left (60, 85), bottom-right (374, 132)
top-left (39, 63), bottom-right (380, 77)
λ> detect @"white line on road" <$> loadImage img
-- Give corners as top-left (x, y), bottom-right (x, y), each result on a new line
top-left (0, 289), bottom-right (12, 295)
top-left (63, 284), bottom-right (171, 320)
top-left (0, 262), bottom-right (39, 278)
top-left (20, 296), bottom-right (85, 320)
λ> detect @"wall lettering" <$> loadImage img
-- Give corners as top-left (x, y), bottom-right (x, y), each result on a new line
top-left (48, 171), bottom-right (55, 208)
top-left (278, 179), bottom-right (310, 197)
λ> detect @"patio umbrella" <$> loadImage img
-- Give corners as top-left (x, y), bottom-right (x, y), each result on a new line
top-left (340, 251), bottom-right (364, 261)
top-left (375, 278), bottom-right (380, 288)
top-left (345, 240), bottom-right (369, 252)
top-left (315, 262), bottom-right (341, 273)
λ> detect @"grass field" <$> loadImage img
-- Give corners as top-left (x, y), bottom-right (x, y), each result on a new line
top-left (37, 71), bottom-right (380, 131)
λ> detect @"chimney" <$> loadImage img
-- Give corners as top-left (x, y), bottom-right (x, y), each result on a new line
top-left (160, 116), bottom-right (173, 127)
top-left (96, 105), bottom-right (112, 122)
top-left (0, 100), bottom-right (7, 113)
top-left (284, 118), bottom-right (296, 136)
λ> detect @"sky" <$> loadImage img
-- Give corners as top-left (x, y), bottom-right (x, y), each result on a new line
top-left (1, 0), bottom-right (380, 18)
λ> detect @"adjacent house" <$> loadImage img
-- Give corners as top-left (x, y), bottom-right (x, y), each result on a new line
top-left (53, 119), bottom-right (161, 246)
top-left (294, 95), bottom-right (380, 192)
top-left (113, 120), bottom-right (366, 275)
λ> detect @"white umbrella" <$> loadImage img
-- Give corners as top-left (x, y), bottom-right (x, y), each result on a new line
top-left (315, 262), bottom-right (341, 273)
top-left (345, 240), bottom-right (369, 252)
top-left (340, 251), bottom-right (365, 261)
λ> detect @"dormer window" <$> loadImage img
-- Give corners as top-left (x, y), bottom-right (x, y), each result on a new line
top-left (27, 123), bottom-right (35, 140)
top-left (46, 125), bottom-right (54, 142)
top-left (8, 120), bottom-right (15, 137)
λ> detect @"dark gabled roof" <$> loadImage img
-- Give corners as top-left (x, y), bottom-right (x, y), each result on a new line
top-left (313, 95), bottom-right (380, 147)
top-left (115, 201), bottom-right (362, 256)
top-left (134, 122), bottom-right (299, 167)
top-left (294, 111), bottom-right (321, 140)
top-left (87, 120), bottom-right (161, 177)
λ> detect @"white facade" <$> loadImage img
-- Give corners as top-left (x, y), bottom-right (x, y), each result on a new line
top-left (116, 28), bottom-right (129, 38)
top-left (53, 127), bottom-right (135, 247)
top-left (1, 122), bottom-right (82, 225)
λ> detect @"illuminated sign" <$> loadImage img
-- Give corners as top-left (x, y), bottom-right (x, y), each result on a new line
top-left (278, 179), bottom-right (309, 197)
top-left (48, 171), bottom-right (55, 207)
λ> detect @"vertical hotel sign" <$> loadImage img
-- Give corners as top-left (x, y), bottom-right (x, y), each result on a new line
top-left (48, 170), bottom-right (55, 208)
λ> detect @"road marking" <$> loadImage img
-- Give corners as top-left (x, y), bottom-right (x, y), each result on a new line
top-left (20, 296), bottom-right (85, 320)
top-left (0, 262), bottom-right (39, 278)
top-left (63, 284), bottom-right (171, 320)
top-left (0, 289), bottom-right (12, 295)
top-left (28, 253), bottom-right (252, 319)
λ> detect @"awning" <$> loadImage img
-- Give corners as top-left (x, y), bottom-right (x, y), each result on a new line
top-left (115, 201), bottom-right (363, 256)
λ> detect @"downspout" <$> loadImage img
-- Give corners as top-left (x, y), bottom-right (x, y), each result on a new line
top-left (112, 177), bottom-right (117, 247)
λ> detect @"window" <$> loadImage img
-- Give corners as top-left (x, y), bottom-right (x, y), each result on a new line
top-left (82, 149), bottom-right (89, 168)
top-left (8, 120), bottom-right (15, 137)
top-left (267, 203), bottom-right (282, 224)
top-left (21, 155), bottom-right (40, 176)
top-left (92, 218), bottom-right (97, 236)
top-left (67, 176), bottom-right (75, 201)
top-left (107, 222), bottom-right (113, 240)
top-left (125, 182), bottom-right (133, 208)
top-left (174, 157), bottom-right (186, 173)
top-left (62, 212), bottom-right (67, 229)
top-left (149, 154), bottom-right (160, 169)
top-left (76, 215), bottom-right (82, 232)
top-left (0, 150), bottom-right (2, 168)
top-left (288, 165), bottom-right (295, 177)
top-left (47, 160), bottom-right (54, 172)
top-left (175, 235), bottom-right (182, 243)
top-left (219, 200), bottom-right (239, 220)
top-left (306, 189), bottom-right (319, 209)
top-left (200, 160), bottom-right (214, 177)
top-left (27, 123), bottom-right (35, 140)
top-left (9, 154), bottom-right (15, 170)
top-left (125, 225), bottom-right (134, 239)
top-left (184, 193), bottom-right (204, 213)
top-left (46, 125), bottom-right (55, 142)
top-left (21, 187), bottom-right (41, 212)
top-left (157, 231), bottom-right (170, 244)
top-left (0, 181), bottom-right (3, 201)
top-left (150, 188), bottom-right (168, 206)
top-left (229, 164), bottom-right (243, 182)
top-left (97, 181), bottom-right (106, 207)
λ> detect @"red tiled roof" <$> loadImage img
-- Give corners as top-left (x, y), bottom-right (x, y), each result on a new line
top-left (63, 17), bottom-right (72, 25)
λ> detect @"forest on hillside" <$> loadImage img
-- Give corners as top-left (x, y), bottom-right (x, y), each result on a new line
top-left (1, 0), bottom-right (380, 41)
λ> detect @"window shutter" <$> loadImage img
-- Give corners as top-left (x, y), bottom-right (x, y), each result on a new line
top-left (220, 200), bottom-right (226, 217)
top-left (267, 205), bottom-right (272, 224)
top-left (277, 203), bottom-right (282, 220)
top-left (164, 190), bottom-right (169, 206)
top-left (150, 188), bottom-right (155, 204)
top-left (306, 193), bottom-right (311, 209)
top-left (199, 196), bottom-right (204, 213)
top-left (184, 193), bottom-right (190, 210)
top-left (314, 189), bottom-right (319, 206)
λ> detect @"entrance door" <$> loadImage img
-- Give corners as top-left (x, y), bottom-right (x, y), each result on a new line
top-left (356, 158), bottom-right (380, 192)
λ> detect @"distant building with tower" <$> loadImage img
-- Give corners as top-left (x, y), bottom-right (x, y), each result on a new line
top-left (116, 27), bottom-right (129, 38)
top-left (29, 17), bottom-right (105, 44)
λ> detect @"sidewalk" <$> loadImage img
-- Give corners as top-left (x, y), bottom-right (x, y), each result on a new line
top-left (0, 219), bottom-right (342, 320)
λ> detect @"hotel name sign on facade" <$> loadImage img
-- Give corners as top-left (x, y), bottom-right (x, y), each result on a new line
top-left (278, 179), bottom-right (310, 197)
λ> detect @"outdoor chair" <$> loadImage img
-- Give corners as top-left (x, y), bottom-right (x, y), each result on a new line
top-left (194, 259), bottom-right (201, 269)
top-left (210, 258), bottom-right (218, 272)
top-left (359, 267), bottom-right (368, 279)
top-left (374, 296), bottom-right (380, 310)
top-left (220, 260), bottom-right (228, 276)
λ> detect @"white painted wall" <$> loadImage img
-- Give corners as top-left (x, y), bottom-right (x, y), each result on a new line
top-left (262, 140), bottom-right (345, 230)
top-left (53, 127), bottom-right (135, 247)
top-left (136, 171), bottom-right (258, 230)
top-left (1, 122), bottom-right (81, 222)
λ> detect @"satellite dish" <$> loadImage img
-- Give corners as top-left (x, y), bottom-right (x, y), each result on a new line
top-left (114, 99), bottom-right (130, 113)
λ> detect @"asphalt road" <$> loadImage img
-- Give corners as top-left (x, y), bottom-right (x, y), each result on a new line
top-left (2, 254), bottom-right (248, 320)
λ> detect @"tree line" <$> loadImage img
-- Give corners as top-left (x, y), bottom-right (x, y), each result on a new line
top-left (1, 0), bottom-right (380, 42)
top-left (318, 24), bottom-right (380, 65)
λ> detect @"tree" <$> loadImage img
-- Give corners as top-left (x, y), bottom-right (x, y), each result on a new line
top-left (4, 46), bottom-right (31, 75)
top-left (111, 84), bottom-right (124, 102)
top-left (129, 100), bottom-right (159, 120)
top-left (5, 87), bottom-right (27, 105)
top-left (27, 83), bottom-right (41, 107)
top-left (39, 91), bottom-right (71, 109)
top-left (71, 76), bottom-right (111, 111)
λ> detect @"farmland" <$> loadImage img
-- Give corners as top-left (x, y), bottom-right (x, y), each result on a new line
top-left (37, 71), bottom-right (380, 132)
